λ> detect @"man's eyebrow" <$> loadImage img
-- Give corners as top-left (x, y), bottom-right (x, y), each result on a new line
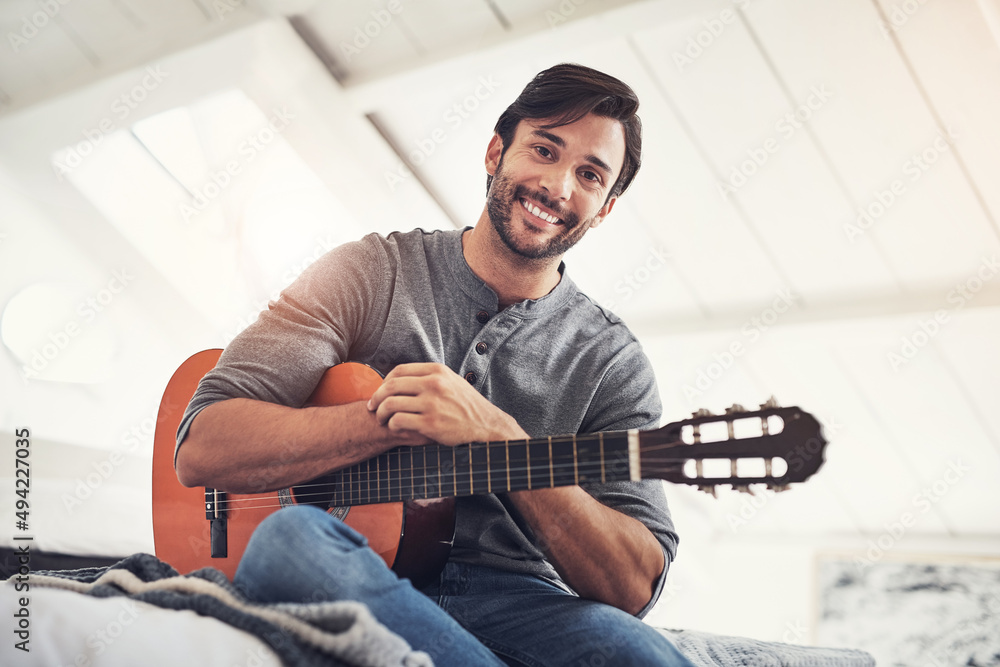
top-left (530, 129), bottom-right (614, 176)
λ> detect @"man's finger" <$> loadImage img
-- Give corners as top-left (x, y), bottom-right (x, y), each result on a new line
top-left (374, 394), bottom-right (427, 426)
top-left (367, 375), bottom-right (427, 411)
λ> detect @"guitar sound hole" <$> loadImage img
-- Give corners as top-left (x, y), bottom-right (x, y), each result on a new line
top-left (289, 474), bottom-right (341, 510)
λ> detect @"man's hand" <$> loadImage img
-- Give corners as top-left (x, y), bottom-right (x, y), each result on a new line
top-left (366, 363), bottom-right (528, 446)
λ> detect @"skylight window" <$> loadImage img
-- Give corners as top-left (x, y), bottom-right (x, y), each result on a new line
top-left (52, 88), bottom-right (362, 337)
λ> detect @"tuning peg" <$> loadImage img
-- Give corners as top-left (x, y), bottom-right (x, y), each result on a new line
top-left (759, 396), bottom-right (780, 410)
top-left (725, 403), bottom-right (747, 414)
top-left (697, 485), bottom-right (718, 498)
top-left (692, 408), bottom-right (714, 418)
top-left (766, 483), bottom-right (791, 493)
top-left (734, 485), bottom-right (755, 495)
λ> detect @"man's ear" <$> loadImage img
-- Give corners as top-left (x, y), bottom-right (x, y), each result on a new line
top-left (590, 195), bottom-right (617, 229)
top-left (485, 133), bottom-right (503, 176)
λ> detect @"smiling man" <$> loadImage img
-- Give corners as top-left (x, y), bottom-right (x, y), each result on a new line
top-left (174, 64), bottom-right (692, 666)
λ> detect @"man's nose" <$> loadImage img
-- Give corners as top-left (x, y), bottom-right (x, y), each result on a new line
top-left (538, 165), bottom-right (573, 201)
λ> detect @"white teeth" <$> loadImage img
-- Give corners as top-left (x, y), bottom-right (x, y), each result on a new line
top-left (521, 199), bottom-right (560, 224)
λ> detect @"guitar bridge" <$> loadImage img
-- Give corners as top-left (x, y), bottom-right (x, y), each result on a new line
top-left (205, 487), bottom-right (227, 558)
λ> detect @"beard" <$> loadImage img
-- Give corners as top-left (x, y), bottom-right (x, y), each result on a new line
top-left (486, 158), bottom-right (595, 261)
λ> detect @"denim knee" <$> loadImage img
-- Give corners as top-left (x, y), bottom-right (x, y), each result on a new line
top-left (254, 505), bottom-right (367, 552)
top-left (235, 505), bottom-right (394, 604)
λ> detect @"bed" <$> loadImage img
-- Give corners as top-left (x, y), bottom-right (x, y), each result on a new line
top-left (3, 550), bottom-right (875, 667)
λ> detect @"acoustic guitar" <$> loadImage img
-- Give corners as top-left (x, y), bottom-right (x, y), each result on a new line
top-left (153, 349), bottom-right (827, 585)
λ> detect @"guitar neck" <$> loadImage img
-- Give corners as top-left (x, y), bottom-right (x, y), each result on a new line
top-left (328, 431), bottom-right (638, 507)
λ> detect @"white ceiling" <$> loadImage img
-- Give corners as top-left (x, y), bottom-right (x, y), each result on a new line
top-left (0, 0), bottom-right (998, 567)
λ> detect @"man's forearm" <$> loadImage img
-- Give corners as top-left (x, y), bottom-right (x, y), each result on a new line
top-left (506, 486), bottom-right (665, 616)
top-left (175, 398), bottom-right (427, 493)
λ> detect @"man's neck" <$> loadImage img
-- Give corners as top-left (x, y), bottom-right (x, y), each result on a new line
top-left (462, 212), bottom-right (563, 309)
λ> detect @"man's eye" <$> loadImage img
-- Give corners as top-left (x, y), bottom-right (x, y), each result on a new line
top-left (581, 170), bottom-right (599, 182)
top-left (536, 146), bottom-right (552, 158)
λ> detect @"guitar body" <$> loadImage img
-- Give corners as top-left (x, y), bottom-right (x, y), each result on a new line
top-left (152, 349), bottom-right (456, 584)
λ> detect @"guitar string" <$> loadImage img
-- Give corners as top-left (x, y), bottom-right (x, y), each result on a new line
top-left (206, 438), bottom-right (790, 510)
top-left (206, 445), bottom-right (785, 512)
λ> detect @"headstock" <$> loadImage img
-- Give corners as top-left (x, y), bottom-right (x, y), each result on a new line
top-left (639, 398), bottom-right (826, 496)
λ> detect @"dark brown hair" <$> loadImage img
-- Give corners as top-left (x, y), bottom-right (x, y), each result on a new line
top-left (488, 63), bottom-right (642, 202)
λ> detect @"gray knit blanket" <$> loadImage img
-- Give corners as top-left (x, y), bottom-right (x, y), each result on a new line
top-left (26, 553), bottom-right (431, 667)
top-left (23, 553), bottom-right (875, 667)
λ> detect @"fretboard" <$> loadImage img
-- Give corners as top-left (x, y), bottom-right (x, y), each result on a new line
top-left (322, 432), bottom-right (634, 507)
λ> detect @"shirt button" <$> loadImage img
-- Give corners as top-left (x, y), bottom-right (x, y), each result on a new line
top-left (475, 342), bottom-right (488, 355)
top-left (476, 310), bottom-right (490, 324)
top-left (465, 372), bottom-right (477, 384)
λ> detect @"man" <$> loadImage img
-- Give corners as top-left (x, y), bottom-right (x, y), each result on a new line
top-left (174, 64), bottom-right (693, 666)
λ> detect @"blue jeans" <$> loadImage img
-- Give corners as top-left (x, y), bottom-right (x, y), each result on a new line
top-left (234, 505), bottom-right (694, 666)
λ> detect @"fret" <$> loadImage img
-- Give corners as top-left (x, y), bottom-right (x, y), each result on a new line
top-left (425, 446), bottom-right (442, 499)
top-left (365, 459), bottom-right (372, 504)
top-left (400, 448), bottom-right (413, 501)
top-left (451, 447), bottom-right (458, 497)
top-left (599, 432), bottom-right (632, 482)
top-left (377, 453), bottom-right (390, 504)
top-left (599, 432), bottom-right (606, 484)
top-left (505, 441), bottom-right (511, 491)
top-left (572, 435), bottom-right (579, 485)
top-left (409, 447), bottom-right (416, 500)
top-left (528, 437), bottom-right (552, 489)
top-left (454, 444), bottom-right (472, 496)
top-left (412, 448), bottom-right (427, 499)
top-left (548, 436), bottom-right (554, 488)
top-left (350, 462), bottom-right (360, 506)
top-left (471, 442), bottom-right (489, 495)
top-left (488, 441), bottom-right (507, 494)
top-left (387, 449), bottom-right (401, 503)
top-left (575, 434), bottom-right (603, 485)
top-left (550, 436), bottom-right (577, 488)
top-left (526, 439), bottom-right (532, 489)
top-left (507, 440), bottom-right (528, 491)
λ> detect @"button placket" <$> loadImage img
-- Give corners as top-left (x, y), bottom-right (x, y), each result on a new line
top-left (460, 311), bottom-right (518, 392)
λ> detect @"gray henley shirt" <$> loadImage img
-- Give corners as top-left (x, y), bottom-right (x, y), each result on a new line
top-left (176, 227), bottom-right (678, 617)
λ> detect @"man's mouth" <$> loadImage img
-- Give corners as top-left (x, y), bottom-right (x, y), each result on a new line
top-left (520, 198), bottom-right (563, 225)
